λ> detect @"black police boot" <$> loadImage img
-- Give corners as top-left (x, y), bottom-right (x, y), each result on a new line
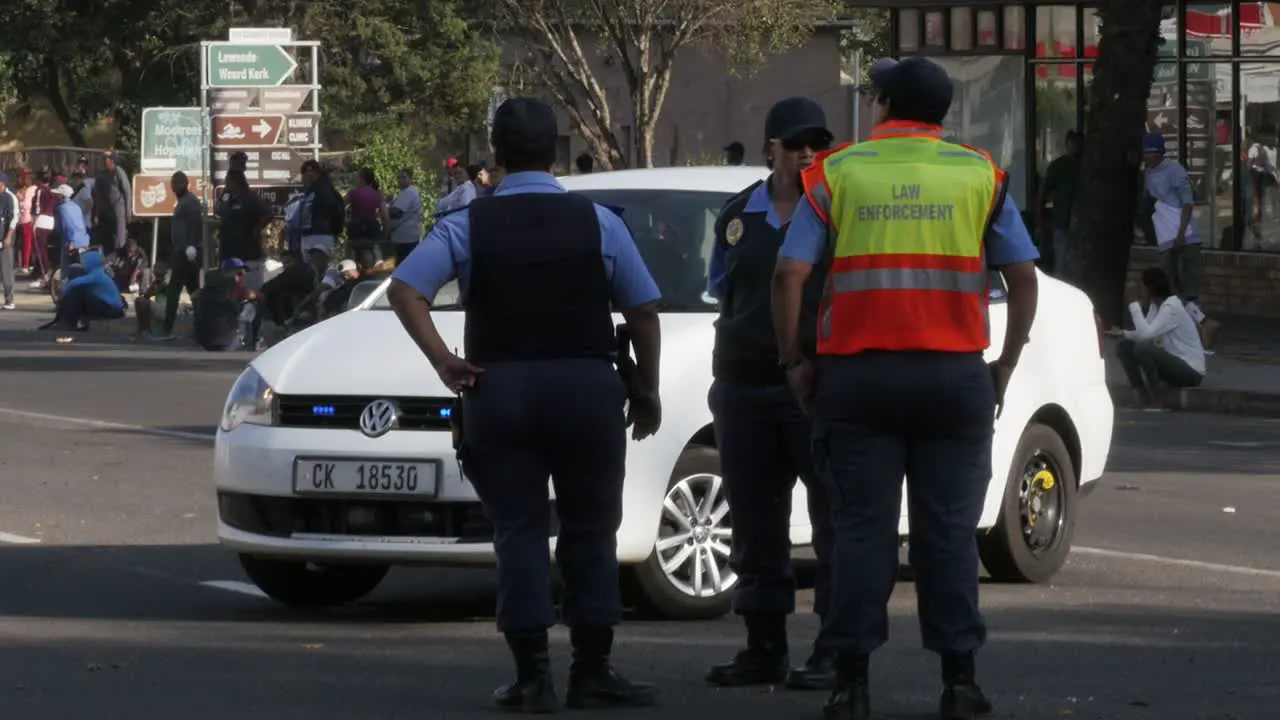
top-left (493, 630), bottom-right (558, 713)
top-left (938, 652), bottom-right (993, 720)
top-left (822, 651), bottom-right (871, 720)
top-left (785, 643), bottom-right (837, 690)
top-left (705, 613), bottom-right (789, 687)
top-left (564, 625), bottom-right (657, 709)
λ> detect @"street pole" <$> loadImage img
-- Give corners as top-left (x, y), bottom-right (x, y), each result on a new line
top-left (199, 41), bottom-right (210, 290)
top-left (150, 218), bottom-right (159, 270)
top-left (853, 49), bottom-right (863, 142)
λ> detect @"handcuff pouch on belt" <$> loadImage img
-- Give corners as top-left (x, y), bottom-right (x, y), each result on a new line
top-left (450, 395), bottom-right (472, 482)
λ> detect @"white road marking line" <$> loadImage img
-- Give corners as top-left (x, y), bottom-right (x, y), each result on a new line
top-left (1075, 546), bottom-right (1280, 579)
top-left (0, 531), bottom-right (41, 545)
top-left (199, 580), bottom-right (269, 599)
top-left (0, 407), bottom-right (213, 442)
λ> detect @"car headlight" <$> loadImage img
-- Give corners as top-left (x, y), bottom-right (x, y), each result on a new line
top-left (220, 367), bottom-right (277, 432)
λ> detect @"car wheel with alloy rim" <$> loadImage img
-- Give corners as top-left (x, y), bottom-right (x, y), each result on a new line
top-left (978, 422), bottom-right (1078, 583)
top-left (238, 555), bottom-right (390, 607)
top-left (625, 445), bottom-right (736, 620)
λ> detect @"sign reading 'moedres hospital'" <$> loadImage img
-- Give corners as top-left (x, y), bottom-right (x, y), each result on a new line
top-left (207, 44), bottom-right (298, 87)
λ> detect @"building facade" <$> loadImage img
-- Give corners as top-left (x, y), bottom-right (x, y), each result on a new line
top-left (856, 0), bottom-right (1280, 315)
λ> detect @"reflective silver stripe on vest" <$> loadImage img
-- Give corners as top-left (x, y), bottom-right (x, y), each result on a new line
top-left (871, 127), bottom-right (943, 138)
top-left (829, 267), bottom-right (987, 293)
top-left (807, 179), bottom-right (832, 221)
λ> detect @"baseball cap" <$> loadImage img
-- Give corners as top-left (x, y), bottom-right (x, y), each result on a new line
top-left (868, 57), bottom-right (955, 122)
top-left (445, 157), bottom-right (459, 169)
top-left (52, 184), bottom-right (73, 199)
top-left (222, 258), bottom-right (247, 271)
top-left (102, 150), bottom-right (116, 160)
top-left (338, 259), bottom-right (358, 274)
top-left (764, 97), bottom-right (832, 144)
top-left (77, 155), bottom-right (88, 163)
top-left (1141, 132), bottom-right (1167, 154)
top-left (490, 98), bottom-right (559, 154)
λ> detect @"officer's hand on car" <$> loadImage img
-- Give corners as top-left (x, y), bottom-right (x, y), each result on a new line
top-left (433, 353), bottom-right (485, 394)
top-left (627, 391), bottom-right (662, 440)
top-left (784, 359), bottom-right (816, 414)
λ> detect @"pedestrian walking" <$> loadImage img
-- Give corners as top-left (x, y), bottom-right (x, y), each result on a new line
top-left (91, 150), bottom-right (132, 250)
top-left (0, 173), bottom-right (17, 310)
top-left (388, 97), bottom-right (663, 713)
top-left (771, 57), bottom-right (1040, 720)
top-left (1142, 133), bottom-right (1203, 304)
top-left (703, 96), bottom-right (836, 691)
top-left (160, 171), bottom-right (204, 340)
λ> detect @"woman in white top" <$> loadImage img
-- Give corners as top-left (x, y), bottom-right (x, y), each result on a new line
top-left (1107, 267), bottom-right (1206, 409)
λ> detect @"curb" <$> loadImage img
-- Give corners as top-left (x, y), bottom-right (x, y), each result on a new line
top-left (1107, 383), bottom-right (1280, 419)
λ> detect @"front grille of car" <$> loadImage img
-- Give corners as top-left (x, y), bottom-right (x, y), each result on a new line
top-left (218, 491), bottom-right (559, 541)
top-left (276, 394), bottom-right (453, 431)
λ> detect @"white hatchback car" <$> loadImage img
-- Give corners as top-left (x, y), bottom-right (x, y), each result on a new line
top-left (215, 166), bottom-right (1114, 619)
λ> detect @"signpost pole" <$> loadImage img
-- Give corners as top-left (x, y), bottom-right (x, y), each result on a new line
top-left (199, 40), bottom-right (211, 289)
top-left (151, 219), bottom-right (160, 272)
top-left (310, 43), bottom-right (321, 163)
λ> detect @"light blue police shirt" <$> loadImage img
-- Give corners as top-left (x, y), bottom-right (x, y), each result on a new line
top-left (707, 180), bottom-right (780, 299)
top-left (779, 186), bottom-right (1040, 268)
top-left (392, 172), bottom-right (662, 310)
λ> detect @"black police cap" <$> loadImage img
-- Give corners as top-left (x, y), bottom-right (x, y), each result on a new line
top-left (868, 57), bottom-right (955, 121)
top-left (490, 97), bottom-right (559, 152)
top-left (764, 97), bottom-right (832, 144)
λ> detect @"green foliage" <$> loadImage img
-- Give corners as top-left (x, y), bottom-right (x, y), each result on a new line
top-left (0, 0), bottom-right (497, 151)
top-left (839, 8), bottom-right (892, 81)
top-left (349, 126), bottom-right (423, 195)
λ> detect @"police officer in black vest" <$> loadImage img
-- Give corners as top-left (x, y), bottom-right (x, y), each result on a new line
top-left (388, 97), bottom-right (663, 712)
top-left (703, 97), bottom-right (837, 691)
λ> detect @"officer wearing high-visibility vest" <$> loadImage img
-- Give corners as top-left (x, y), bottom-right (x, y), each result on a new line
top-left (389, 97), bottom-right (663, 712)
top-left (703, 97), bottom-right (836, 691)
top-left (771, 57), bottom-right (1040, 720)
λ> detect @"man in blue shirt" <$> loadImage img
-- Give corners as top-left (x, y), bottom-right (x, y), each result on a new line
top-left (772, 57), bottom-right (1040, 720)
top-left (389, 97), bottom-right (662, 712)
top-left (1141, 132), bottom-right (1202, 303)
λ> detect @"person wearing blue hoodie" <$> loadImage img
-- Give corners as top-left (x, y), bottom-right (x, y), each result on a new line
top-left (52, 248), bottom-right (125, 330)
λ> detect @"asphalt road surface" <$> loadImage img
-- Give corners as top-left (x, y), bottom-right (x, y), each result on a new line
top-left (1, 327), bottom-right (1278, 719)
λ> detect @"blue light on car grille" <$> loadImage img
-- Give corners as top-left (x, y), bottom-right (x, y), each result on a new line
top-left (312, 405), bottom-right (337, 417)
top-left (439, 407), bottom-right (452, 418)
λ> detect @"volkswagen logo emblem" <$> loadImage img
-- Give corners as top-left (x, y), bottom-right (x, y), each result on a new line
top-left (358, 399), bottom-right (399, 438)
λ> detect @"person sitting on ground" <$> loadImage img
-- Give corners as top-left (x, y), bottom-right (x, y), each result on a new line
top-left (259, 252), bottom-right (317, 330)
top-left (107, 236), bottom-right (150, 294)
top-left (282, 258), bottom-right (362, 331)
top-left (132, 259), bottom-right (170, 339)
top-left (43, 247), bottom-right (126, 336)
top-left (1108, 267), bottom-right (1206, 409)
top-left (193, 258), bottom-right (260, 352)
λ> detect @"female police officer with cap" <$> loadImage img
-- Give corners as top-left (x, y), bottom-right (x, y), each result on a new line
top-left (388, 96), bottom-right (663, 713)
top-left (703, 96), bottom-right (837, 692)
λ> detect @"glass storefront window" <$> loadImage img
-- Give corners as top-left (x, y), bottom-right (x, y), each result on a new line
top-left (976, 10), bottom-right (999, 49)
top-left (933, 56), bottom-right (1029, 208)
top-left (1187, 3), bottom-right (1236, 56)
top-left (1003, 6), bottom-right (1026, 51)
top-left (1035, 66), bottom-right (1080, 179)
top-left (1240, 62), bottom-right (1280, 251)
top-left (951, 8), bottom-right (974, 52)
top-left (1035, 5), bottom-right (1079, 58)
top-left (899, 9), bottom-right (920, 53)
top-left (924, 11), bottom-right (946, 50)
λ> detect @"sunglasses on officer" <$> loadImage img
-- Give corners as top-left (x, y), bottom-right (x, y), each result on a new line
top-left (776, 130), bottom-right (833, 152)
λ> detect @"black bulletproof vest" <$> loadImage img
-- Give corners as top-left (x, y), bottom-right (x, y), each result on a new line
top-left (712, 193), bottom-right (828, 386)
top-left (464, 193), bottom-right (616, 363)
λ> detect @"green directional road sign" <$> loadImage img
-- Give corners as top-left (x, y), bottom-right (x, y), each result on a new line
top-left (207, 44), bottom-right (297, 87)
top-left (140, 107), bottom-right (205, 174)
top-left (1154, 39), bottom-right (1212, 85)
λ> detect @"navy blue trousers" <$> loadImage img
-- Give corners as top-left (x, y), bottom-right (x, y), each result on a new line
top-left (462, 358), bottom-right (628, 633)
top-left (812, 351), bottom-right (995, 655)
top-left (710, 380), bottom-right (832, 623)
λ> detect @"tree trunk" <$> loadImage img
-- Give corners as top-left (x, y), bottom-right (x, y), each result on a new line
top-left (1068, 0), bottom-right (1164, 326)
top-left (44, 59), bottom-right (88, 148)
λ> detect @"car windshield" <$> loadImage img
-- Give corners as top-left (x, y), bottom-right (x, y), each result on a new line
top-left (370, 188), bottom-right (732, 312)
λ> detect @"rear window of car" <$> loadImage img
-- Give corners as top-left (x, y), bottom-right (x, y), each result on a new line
top-left (373, 189), bottom-right (733, 312)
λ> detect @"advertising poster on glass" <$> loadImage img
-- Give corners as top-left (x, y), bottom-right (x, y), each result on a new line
top-left (924, 11), bottom-right (946, 50)
top-left (1003, 6), bottom-right (1026, 51)
top-left (976, 10), bottom-right (999, 49)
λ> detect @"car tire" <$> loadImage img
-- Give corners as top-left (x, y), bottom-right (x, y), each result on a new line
top-left (238, 555), bottom-right (390, 607)
top-left (978, 422), bottom-right (1078, 583)
top-left (624, 445), bottom-right (735, 621)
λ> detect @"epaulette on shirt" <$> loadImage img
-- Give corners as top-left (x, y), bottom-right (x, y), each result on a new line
top-left (598, 203), bottom-right (626, 219)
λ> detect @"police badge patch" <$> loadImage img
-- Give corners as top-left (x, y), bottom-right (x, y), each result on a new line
top-left (725, 218), bottom-right (744, 245)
